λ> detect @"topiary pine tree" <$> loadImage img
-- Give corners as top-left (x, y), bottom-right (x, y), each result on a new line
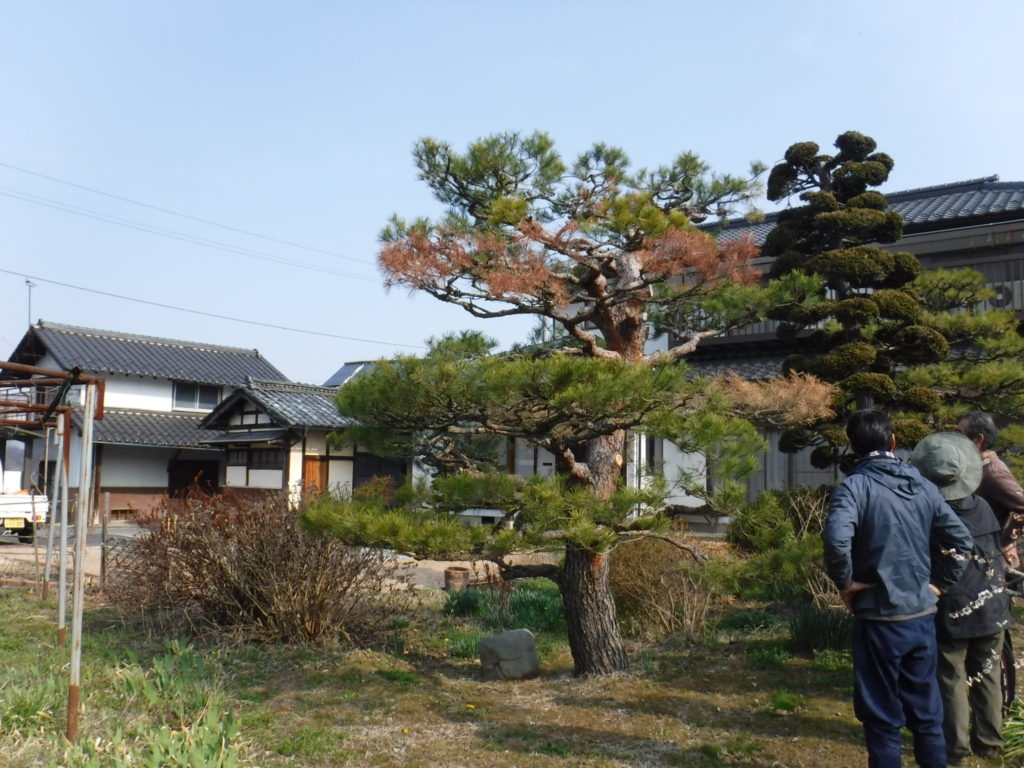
top-left (303, 132), bottom-right (831, 676)
top-left (765, 131), bottom-right (1024, 467)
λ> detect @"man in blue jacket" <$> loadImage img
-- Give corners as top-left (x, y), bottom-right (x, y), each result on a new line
top-left (824, 410), bottom-right (973, 768)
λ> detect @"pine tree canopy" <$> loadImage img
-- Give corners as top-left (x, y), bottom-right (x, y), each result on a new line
top-left (765, 131), bottom-right (1024, 465)
top-left (304, 132), bottom-right (836, 676)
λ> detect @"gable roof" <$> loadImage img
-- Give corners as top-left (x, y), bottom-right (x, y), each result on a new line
top-left (201, 379), bottom-right (351, 431)
top-left (8, 321), bottom-right (288, 386)
top-left (714, 176), bottom-right (1024, 246)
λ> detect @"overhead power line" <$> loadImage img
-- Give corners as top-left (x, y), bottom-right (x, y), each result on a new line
top-left (0, 186), bottom-right (379, 282)
top-left (0, 268), bottom-right (425, 350)
top-left (0, 159), bottom-right (370, 264)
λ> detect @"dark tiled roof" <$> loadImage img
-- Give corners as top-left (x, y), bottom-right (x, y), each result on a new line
top-left (892, 178), bottom-right (1024, 227)
top-left (322, 361), bottom-right (374, 388)
top-left (200, 429), bottom-right (292, 445)
top-left (686, 351), bottom-right (786, 380)
top-left (13, 321), bottom-right (288, 385)
top-left (217, 380), bottom-right (351, 430)
top-left (73, 408), bottom-right (214, 449)
top-left (714, 176), bottom-right (1024, 245)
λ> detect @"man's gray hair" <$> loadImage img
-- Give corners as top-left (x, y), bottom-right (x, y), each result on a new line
top-left (959, 411), bottom-right (999, 451)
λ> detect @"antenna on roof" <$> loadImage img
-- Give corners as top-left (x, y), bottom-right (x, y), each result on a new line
top-left (25, 279), bottom-right (37, 327)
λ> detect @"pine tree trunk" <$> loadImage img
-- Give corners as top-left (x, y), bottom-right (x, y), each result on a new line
top-left (559, 542), bottom-right (629, 676)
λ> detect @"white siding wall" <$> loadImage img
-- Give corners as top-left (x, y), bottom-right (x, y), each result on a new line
top-left (513, 441), bottom-right (555, 478)
top-left (660, 440), bottom-right (707, 507)
top-left (748, 428), bottom-right (839, 498)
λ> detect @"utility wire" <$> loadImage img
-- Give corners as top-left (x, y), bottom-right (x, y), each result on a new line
top-left (0, 186), bottom-right (378, 282)
top-left (0, 268), bottom-right (425, 350)
top-left (0, 159), bottom-right (370, 264)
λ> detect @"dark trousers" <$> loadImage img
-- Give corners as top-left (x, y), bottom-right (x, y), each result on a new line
top-left (853, 615), bottom-right (946, 768)
top-left (937, 632), bottom-right (1004, 759)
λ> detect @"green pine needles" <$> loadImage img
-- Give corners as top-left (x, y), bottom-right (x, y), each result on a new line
top-left (765, 131), bottom-right (1024, 463)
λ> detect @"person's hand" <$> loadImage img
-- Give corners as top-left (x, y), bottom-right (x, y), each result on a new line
top-left (928, 584), bottom-right (942, 597)
top-left (840, 581), bottom-right (876, 613)
top-left (1003, 542), bottom-right (1020, 569)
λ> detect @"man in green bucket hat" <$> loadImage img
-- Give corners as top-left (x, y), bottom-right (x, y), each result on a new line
top-left (911, 431), bottom-right (1011, 764)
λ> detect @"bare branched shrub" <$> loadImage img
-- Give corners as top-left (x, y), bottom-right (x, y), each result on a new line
top-left (609, 536), bottom-right (719, 642)
top-left (108, 490), bottom-right (412, 645)
top-left (805, 560), bottom-right (844, 610)
top-left (786, 485), bottom-right (831, 538)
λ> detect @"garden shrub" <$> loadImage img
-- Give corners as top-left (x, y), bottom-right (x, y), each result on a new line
top-left (742, 534), bottom-right (827, 601)
top-left (109, 490), bottom-right (413, 645)
top-left (714, 608), bottom-right (781, 635)
top-left (609, 536), bottom-right (720, 641)
top-left (787, 601), bottom-right (853, 653)
top-left (443, 579), bottom-right (563, 633)
top-left (443, 586), bottom-right (488, 618)
top-left (727, 492), bottom-right (794, 552)
top-left (1003, 700), bottom-right (1024, 760)
top-left (728, 486), bottom-right (831, 552)
top-left (725, 486), bottom-right (836, 602)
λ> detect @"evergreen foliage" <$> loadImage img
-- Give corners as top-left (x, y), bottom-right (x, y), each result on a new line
top-left (307, 132), bottom-right (834, 676)
top-left (765, 131), bottom-right (1024, 463)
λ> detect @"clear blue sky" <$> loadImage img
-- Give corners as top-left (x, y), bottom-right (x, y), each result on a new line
top-left (2, 1), bottom-right (1022, 384)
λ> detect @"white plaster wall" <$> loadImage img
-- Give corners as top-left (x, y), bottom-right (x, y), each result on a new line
top-left (101, 377), bottom-right (174, 411)
top-left (302, 433), bottom-right (329, 455)
top-left (287, 445), bottom-right (304, 487)
top-left (330, 438), bottom-right (355, 458)
top-left (229, 412), bottom-right (273, 426)
top-left (225, 466), bottom-right (247, 487)
top-left (247, 469), bottom-right (283, 489)
top-left (328, 459), bottom-right (353, 491)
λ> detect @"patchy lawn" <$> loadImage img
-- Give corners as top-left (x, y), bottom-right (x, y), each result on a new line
top-left (0, 563), bottom-right (1017, 768)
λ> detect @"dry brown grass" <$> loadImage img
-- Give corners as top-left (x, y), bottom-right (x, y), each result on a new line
top-left (3, 554), bottom-right (1015, 768)
top-left (229, 640), bottom-right (872, 768)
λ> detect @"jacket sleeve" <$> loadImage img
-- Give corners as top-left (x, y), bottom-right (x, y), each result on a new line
top-left (930, 491), bottom-right (973, 592)
top-left (985, 460), bottom-right (1024, 543)
top-left (822, 479), bottom-right (858, 590)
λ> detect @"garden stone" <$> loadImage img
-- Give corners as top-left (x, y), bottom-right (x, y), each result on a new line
top-left (478, 628), bottom-right (538, 680)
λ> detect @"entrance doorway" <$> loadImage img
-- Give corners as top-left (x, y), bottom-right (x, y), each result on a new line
top-left (303, 456), bottom-right (329, 494)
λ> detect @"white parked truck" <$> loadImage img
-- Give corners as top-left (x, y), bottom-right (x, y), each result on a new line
top-left (0, 492), bottom-right (48, 543)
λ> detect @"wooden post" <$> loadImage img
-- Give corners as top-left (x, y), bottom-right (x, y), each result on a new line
top-left (56, 416), bottom-right (70, 647)
top-left (100, 492), bottom-right (109, 591)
